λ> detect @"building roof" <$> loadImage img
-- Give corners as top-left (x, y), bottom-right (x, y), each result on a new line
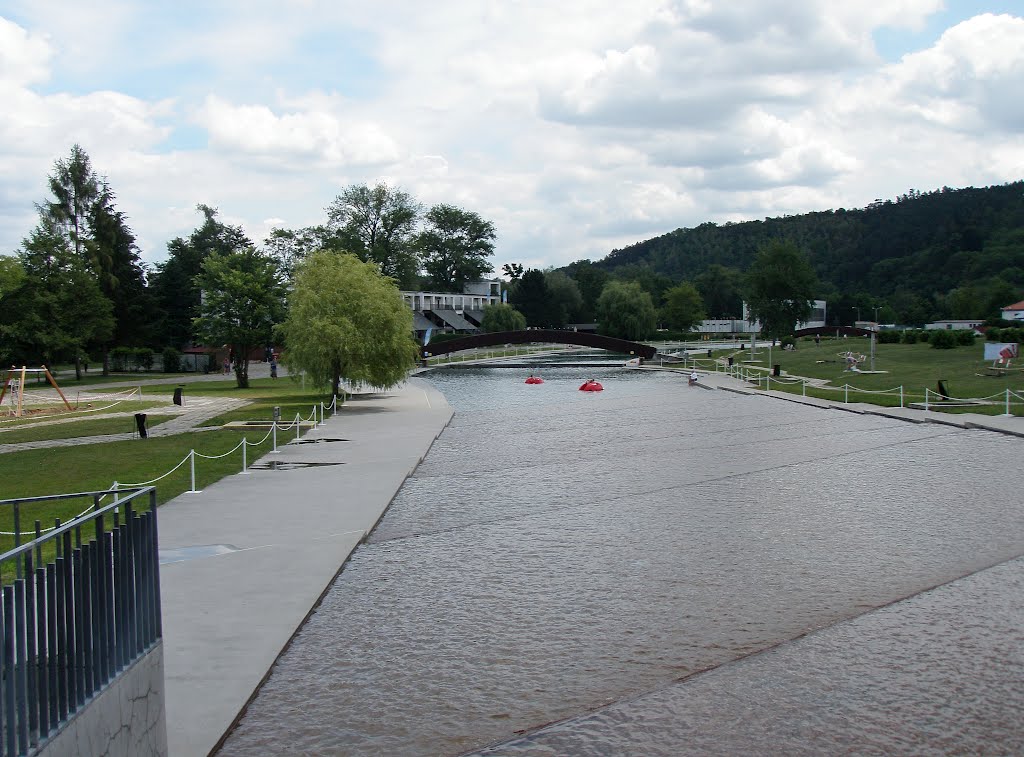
top-left (431, 309), bottom-right (477, 331)
top-left (1001, 300), bottom-right (1024, 312)
top-left (412, 313), bottom-right (435, 331)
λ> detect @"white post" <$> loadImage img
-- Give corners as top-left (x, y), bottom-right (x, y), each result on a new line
top-left (190, 450), bottom-right (197, 492)
top-left (295, 414), bottom-right (301, 441)
top-left (272, 422), bottom-right (278, 453)
top-left (241, 439), bottom-right (248, 473)
top-left (802, 380), bottom-right (806, 397)
top-left (844, 384), bottom-right (848, 404)
top-left (899, 386), bottom-right (904, 408)
top-left (924, 388), bottom-right (930, 412)
top-left (1005, 388), bottom-right (1011, 416)
top-left (112, 481), bottom-right (119, 506)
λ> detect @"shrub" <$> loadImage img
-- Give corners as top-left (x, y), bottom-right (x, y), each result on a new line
top-left (135, 347), bottom-right (155, 371)
top-left (928, 329), bottom-right (957, 349)
top-left (877, 330), bottom-right (901, 344)
top-left (109, 346), bottom-right (133, 371)
top-left (955, 329), bottom-right (975, 346)
top-left (1004, 327), bottom-right (1024, 344)
top-left (901, 330), bottom-right (919, 344)
top-left (779, 336), bottom-right (796, 349)
top-left (162, 347), bottom-right (181, 373)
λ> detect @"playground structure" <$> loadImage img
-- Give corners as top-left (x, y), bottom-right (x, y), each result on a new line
top-left (841, 351), bottom-right (868, 371)
top-left (0, 366), bottom-right (74, 417)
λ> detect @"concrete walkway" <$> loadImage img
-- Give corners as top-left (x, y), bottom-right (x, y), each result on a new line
top-left (156, 378), bottom-right (453, 757)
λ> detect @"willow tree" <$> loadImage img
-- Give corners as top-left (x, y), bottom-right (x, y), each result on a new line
top-left (281, 251), bottom-right (419, 396)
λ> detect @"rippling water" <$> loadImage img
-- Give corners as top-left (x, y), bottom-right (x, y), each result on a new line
top-left (219, 365), bottom-right (1024, 756)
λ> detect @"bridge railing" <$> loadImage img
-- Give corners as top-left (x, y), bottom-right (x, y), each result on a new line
top-left (0, 487), bottom-right (161, 757)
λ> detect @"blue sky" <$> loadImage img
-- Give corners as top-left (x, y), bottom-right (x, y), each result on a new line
top-left (1, 1), bottom-right (1022, 275)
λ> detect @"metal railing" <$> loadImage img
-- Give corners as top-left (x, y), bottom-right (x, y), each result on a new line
top-left (0, 487), bottom-right (161, 757)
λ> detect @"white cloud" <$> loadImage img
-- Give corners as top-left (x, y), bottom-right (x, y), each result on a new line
top-left (0, 16), bottom-right (51, 86)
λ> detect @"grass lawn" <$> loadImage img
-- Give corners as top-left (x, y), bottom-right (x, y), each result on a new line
top-left (1, 378), bottom-right (334, 563)
top-left (0, 400), bottom-right (166, 427)
top-left (0, 414), bottom-right (177, 444)
top-left (721, 337), bottom-right (1024, 415)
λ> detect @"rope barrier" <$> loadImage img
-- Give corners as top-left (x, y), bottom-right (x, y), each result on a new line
top-left (0, 502), bottom-right (96, 535)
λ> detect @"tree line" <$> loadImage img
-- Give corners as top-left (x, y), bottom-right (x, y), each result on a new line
top-left (0, 145), bottom-right (497, 384)
top-left (588, 182), bottom-right (1024, 327)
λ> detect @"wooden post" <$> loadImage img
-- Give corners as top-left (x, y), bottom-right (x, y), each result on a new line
top-left (42, 365), bottom-right (74, 411)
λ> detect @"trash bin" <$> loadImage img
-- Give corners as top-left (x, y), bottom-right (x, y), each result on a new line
top-left (707, 349), bottom-right (712, 358)
top-left (773, 364), bottom-right (781, 376)
top-left (134, 413), bottom-right (148, 439)
top-left (173, 386), bottom-right (184, 406)
top-left (728, 357), bottom-right (734, 366)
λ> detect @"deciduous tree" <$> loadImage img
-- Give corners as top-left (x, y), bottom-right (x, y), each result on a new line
top-left (193, 248), bottom-right (287, 388)
top-left (480, 303), bottom-right (526, 332)
top-left (326, 184), bottom-right (421, 289)
top-left (596, 280), bottom-right (656, 340)
top-left (744, 240), bottom-right (819, 340)
top-left (418, 204), bottom-right (496, 292)
top-left (661, 282), bottom-right (705, 332)
top-left (281, 251), bottom-right (419, 397)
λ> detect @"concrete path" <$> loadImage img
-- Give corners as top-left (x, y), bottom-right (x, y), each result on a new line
top-left (156, 378), bottom-right (453, 757)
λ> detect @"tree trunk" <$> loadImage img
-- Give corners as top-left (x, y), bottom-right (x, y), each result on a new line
top-left (236, 359), bottom-right (249, 389)
top-left (75, 355), bottom-right (82, 381)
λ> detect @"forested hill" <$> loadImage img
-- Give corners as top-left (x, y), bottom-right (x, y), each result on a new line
top-left (597, 181), bottom-right (1024, 317)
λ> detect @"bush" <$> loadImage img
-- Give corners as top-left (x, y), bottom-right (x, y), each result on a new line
top-left (109, 346), bottom-right (133, 371)
top-left (928, 329), bottom-right (958, 349)
top-left (901, 330), bottom-right (919, 344)
top-left (1003, 327), bottom-right (1024, 344)
top-left (779, 336), bottom-right (796, 349)
top-left (955, 329), bottom-right (976, 346)
top-left (135, 347), bottom-right (155, 371)
top-left (162, 347), bottom-right (181, 373)
top-left (877, 330), bottom-right (901, 344)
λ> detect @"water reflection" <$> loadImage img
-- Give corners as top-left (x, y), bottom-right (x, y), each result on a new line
top-left (219, 365), bottom-right (1024, 756)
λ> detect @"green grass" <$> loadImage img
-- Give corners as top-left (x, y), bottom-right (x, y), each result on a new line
top-left (0, 414), bottom-right (177, 444)
top-left (721, 337), bottom-right (1024, 415)
top-left (0, 400), bottom-right (166, 427)
top-left (0, 378), bottom-right (333, 567)
top-left (0, 427), bottom-right (290, 555)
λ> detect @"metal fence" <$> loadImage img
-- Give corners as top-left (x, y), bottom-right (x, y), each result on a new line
top-left (0, 487), bottom-right (162, 757)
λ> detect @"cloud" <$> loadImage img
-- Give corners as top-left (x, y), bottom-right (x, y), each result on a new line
top-left (0, 16), bottom-right (51, 87)
top-left (193, 95), bottom-right (401, 168)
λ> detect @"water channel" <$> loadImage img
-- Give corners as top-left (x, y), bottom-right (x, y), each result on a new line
top-left (219, 359), bottom-right (1024, 755)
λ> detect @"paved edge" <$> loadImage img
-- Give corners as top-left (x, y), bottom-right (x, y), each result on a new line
top-left (158, 378), bottom-right (454, 757)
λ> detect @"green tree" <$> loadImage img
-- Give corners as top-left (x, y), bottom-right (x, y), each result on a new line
top-left (326, 183), bottom-right (421, 289)
top-left (3, 221), bottom-right (113, 370)
top-left (508, 269), bottom-right (552, 327)
top-left (0, 257), bottom-right (26, 300)
top-left (263, 225), bottom-right (345, 280)
top-left (564, 260), bottom-right (609, 322)
top-left (480, 303), bottom-right (526, 332)
top-left (417, 204), bottom-right (496, 291)
top-left (596, 280), bottom-right (656, 340)
top-left (694, 264), bottom-right (743, 319)
top-left (151, 205), bottom-right (254, 348)
top-left (41, 144), bottom-right (100, 260)
top-left (661, 282), bottom-right (705, 332)
top-left (543, 270), bottom-right (583, 327)
top-left (281, 251), bottom-right (419, 397)
top-left (501, 262), bottom-right (524, 281)
top-left (193, 248), bottom-right (287, 388)
top-left (744, 240), bottom-right (819, 340)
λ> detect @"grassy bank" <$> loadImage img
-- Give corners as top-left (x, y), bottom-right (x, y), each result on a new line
top-left (719, 337), bottom-right (1024, 415)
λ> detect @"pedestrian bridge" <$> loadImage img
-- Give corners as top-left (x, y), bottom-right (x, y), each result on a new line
top-left (421, 329), bottom-right (658, 359)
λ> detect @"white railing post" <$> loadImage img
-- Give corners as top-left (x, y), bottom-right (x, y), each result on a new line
top-left (1005, 388), bottom-right (1011, 417)
top-left (190, 450), bottom-right (197, 492)
top-left (802, 380), bottom-right (806, 397)
top-left (272, 422), bottom-right (278, 453)
top-left (924, 388), bottom-right (930, 412)
top-left (899, 386), bottom-right (904, 408)
top-left (295, 414), bottom-right (301, 441)
top-left (112, 481), bottom-right (119, 507)
top-left (242, 439), bottom-right (248, 473)
top-left (844, 384), bottom-right (848, 404)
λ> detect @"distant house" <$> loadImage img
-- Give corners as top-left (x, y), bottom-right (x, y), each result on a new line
top-left (925, 319), bottom-right (986, 333)
top-left (1001, 300), bottom-right (1024, 321)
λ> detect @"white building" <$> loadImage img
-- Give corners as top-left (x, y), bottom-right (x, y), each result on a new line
top-left (402, 279), bottom-right (502, 337)
top-left (695, 300), bottom-right (827, 334)
top-left (1001, 300), bottom-right (1024, 321)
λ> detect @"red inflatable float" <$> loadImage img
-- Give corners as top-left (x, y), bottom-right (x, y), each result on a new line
top-left (525, 376), bottom-right (544, 384)
top-left (579, 380), bottom-right (603, 392)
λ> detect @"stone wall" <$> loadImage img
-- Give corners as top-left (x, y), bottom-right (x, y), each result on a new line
top-left (36, 643), bottom-right (167, 757)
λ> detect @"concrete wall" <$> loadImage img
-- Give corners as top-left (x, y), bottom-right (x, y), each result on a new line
top-left (36, 644), bottom-right (168, 757)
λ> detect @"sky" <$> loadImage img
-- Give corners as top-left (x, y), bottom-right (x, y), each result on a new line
top-left (1, 1), bottom-right (1022, 277)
